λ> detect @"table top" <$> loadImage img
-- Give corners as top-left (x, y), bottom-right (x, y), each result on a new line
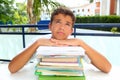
top-left (0, 62), bottom-right (120, 80)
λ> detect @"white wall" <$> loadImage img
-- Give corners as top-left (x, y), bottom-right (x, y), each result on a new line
top-left (100, 0), bottom-right (110, 15)
top-left (117, 0), bottom-right (120, 15)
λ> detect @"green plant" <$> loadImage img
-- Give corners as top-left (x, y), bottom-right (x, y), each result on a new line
top-left (76, 15), bottom-right (120, 32)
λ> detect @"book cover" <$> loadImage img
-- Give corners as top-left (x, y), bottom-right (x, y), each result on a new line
top-left (35, 71), bottom-right (85, 80)
top-left (38, 76), bottom-right (85, 80)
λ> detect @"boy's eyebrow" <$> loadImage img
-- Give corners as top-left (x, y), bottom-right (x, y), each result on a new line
top-left (54, 19), bottom-right (72, 24)
top-left (53, 19), bottom-right (59, 21)
top-left (54, 19), bottom-right (61, 21)
top-left (66, 21), bottom-right (72, 24)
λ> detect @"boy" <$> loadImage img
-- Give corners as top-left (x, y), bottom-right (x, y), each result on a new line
top-left (8, 7), bottom-right (111, 73)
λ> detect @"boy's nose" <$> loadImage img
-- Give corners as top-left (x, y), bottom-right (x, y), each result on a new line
top-left (59, 24), bottom-right (65, 29)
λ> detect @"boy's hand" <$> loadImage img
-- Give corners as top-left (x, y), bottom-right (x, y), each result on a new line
top-left (50, 38), bottom-right (84, 46)
top-left (36, 38), bottom-right (57, 46)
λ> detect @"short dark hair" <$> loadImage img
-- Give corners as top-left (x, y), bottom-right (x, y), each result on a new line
top-left (50, 7), bottom-right (76, 26)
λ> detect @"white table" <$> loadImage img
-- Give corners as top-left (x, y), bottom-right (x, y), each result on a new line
top-left (0, 62), bottom-right (120, 80)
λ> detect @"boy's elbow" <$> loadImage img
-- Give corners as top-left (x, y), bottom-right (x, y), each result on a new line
top-left (8, 63), bottom-right (17, 73)
top-left (103, 63), bottom-right (112, 73)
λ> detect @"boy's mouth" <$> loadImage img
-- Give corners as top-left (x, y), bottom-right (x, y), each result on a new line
top-left (57, 32), bottom-right (64, 35)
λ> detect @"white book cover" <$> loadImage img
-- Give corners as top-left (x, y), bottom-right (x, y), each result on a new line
top-left (36, 46), bottom-right (85, 56)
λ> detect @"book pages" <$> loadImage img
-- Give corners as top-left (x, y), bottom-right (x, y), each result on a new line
top-left (37, 46), bottom-right (85, 56)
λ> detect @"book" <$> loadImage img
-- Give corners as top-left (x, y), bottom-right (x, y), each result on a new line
top-left (35, 64), bottom-right (83, 71)
top-left (39, 56), bottom-right (78, 63)
top-left (39, 61), bottom-right (80, 66)
top-left (36, 46), bottom-right (85, 56)
top-left (38, 75), bottom-right (85, 80)
top-left (35, 69), bottom-right (84, 76)
top-left (38, 55), bottom-right (83, 67)
top-left (35, 57), bottom-right (84, 76)
top-left (35, 71), bottom-right (85, 80)
top-left (35, 46), bottom-right (86, 80)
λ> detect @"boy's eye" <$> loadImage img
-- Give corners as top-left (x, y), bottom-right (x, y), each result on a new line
top-left (66, 23), bottom-right (72, 27)
top-left (54, 20), bottom-right (72, 27)
top-left (66, 23), bottom-right (71, 26)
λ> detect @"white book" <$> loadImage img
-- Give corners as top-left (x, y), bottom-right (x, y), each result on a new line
top-left (39, 62), bottom-right (80, 66)
top-left (36, 46), bottom-right (85, 56)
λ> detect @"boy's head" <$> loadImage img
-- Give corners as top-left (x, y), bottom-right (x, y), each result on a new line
top-left (50, 7), bottom-right (76, 26)
top-left (49, 7), bottom-right (75, 40)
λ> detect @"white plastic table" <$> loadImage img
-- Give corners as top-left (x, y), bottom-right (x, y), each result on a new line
top-left (0, 62), bottom-right (120, 80)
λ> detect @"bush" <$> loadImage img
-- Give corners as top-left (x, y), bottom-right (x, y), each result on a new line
top-left (75, 15), bottom-right (120, 32)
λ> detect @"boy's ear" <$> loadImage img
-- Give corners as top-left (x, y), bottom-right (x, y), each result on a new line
top-left (70, 28), bottom-right (73, 35)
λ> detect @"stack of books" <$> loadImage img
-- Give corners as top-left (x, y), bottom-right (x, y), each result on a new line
top-left (35, 46), bottom-right (86, 80)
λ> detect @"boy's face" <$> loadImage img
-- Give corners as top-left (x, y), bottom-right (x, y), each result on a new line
top-left (49, 13), bottom-right (73, 40)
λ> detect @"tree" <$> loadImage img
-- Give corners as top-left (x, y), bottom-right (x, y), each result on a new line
top-left (0, 0), bottom-right (28, 25)
top-left (13, 3), bottom-right (28, 24)
top-left (27, 0), bottom-right (62, 32)
top-left (0, 0), bottom-right (29, 32)
top-left (0, 0), bottom-right (15, 32)
top-left (89, 0), bottom-right (94, 3)
top-left (0, 0), bottom-right (15, 24)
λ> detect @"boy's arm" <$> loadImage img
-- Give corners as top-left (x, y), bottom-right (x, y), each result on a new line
top-left (8, 38), bottom-right (56, 73)
top-left (50, 38), bottom-right (112, 73)
top-left (8, 40), bottom-right (39, 73)
top-left (80, 40), bottom-right (112, 73)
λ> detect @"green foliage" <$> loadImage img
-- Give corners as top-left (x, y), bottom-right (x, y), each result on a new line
top-left (0, 0), bottom-right (15, 24)
top-left (76, 15), bottom-right (120, 23)
top-left (32, 0), bottom-right (62, 22)
top-left (13, 3), bottom-right (28, 24)
top-left (0, 0), bottom-right (28, 32)
top-left (33, 0), bottom-right (41, 21)
top-left (76, 15), bottom-right (120, 32)
top-left (111, 27), bottom-right (118, 33)
top-left (0, 0), bottom-right (28, 24)
top-left (90, 0), bottom-right (94, 3)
